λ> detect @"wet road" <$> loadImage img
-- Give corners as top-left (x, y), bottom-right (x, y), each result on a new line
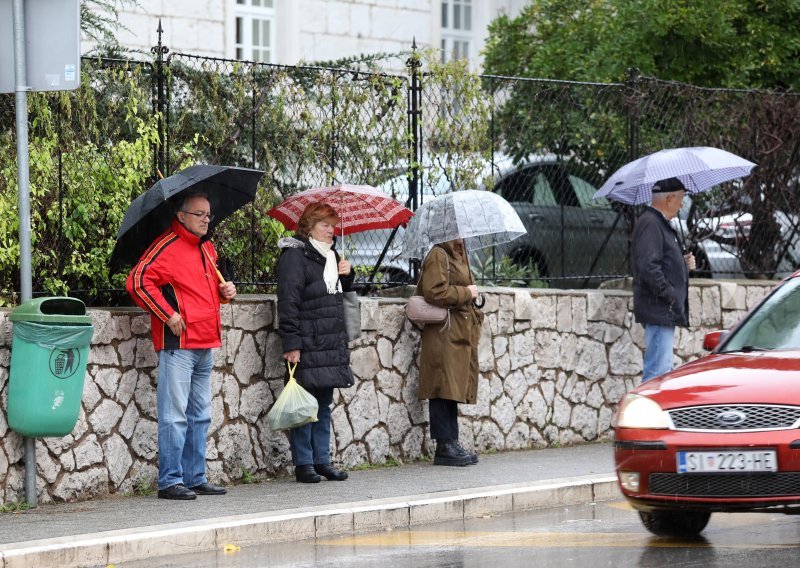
top-left (121, 500), bottom-right (800, 567)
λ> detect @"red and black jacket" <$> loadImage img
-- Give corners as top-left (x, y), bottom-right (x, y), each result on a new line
top-left (126, 219), bottom-right (228, 351)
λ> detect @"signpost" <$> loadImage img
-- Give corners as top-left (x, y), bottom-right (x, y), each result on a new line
top-left (1, 0), bottom-right (82, 94)
top-left (1, 0), bottom-right (81, 508)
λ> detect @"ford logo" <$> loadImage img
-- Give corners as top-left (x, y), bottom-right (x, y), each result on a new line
top-left (717, 410), bottom-right (747, 426)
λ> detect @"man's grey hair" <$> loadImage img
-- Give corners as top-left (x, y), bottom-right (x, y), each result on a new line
top-left (177, 192), bottom-right (210, 213)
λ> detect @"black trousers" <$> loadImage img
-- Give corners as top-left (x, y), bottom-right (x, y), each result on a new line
top-left (429, 398), bottom-right (458, 441)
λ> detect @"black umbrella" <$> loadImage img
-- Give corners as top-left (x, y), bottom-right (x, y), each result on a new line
top-left (110, 164), bottom-right (263, 272)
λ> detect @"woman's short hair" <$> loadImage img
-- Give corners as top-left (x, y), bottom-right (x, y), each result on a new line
top-left (297, 202), bottom-right (340, 237)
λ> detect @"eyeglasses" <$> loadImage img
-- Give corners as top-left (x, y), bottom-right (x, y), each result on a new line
top-left (181, 210), bottom-right (215, 222)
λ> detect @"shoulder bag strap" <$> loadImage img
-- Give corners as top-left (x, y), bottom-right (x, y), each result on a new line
top-left (428, 246), bottom-right (451, 332)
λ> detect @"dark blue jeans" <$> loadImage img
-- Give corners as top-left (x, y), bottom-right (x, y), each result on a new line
top-left (289, 386), bottom-right (334, 466)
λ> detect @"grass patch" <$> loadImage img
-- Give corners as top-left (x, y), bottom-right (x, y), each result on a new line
top-left (0, 500), bottom-right (32, 513)
top-left (241, 467), bottom-right (256, 484)
top-left (123, 477), bottom-right (155, 497)
top-left (349, 456), bottom-right (403, 471)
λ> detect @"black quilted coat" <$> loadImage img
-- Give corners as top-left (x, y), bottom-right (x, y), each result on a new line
top-left (276, 236), bottom-right (355, 389)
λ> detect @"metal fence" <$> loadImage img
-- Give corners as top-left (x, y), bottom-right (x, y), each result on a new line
top-left (1, 34), bottom-right (799, 304)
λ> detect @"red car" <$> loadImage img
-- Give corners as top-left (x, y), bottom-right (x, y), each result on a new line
top-left (615, 273), bottom-right (800, 537)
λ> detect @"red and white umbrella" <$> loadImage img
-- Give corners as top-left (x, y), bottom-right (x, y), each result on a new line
top-left (266, 183), bottom-right (413, 236)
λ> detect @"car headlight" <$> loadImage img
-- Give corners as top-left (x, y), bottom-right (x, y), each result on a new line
top-left (616, 394), bottom-right (670, 429)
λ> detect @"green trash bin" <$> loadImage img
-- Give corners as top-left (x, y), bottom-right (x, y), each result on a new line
top-left (7, 297), bottom-right (94, 437)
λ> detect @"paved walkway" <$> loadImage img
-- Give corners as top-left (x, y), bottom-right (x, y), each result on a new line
top-left (0, 442), bottom-right (618, 567)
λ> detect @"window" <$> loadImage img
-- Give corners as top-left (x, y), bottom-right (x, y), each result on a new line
top-left (235, 0), bottom-right (275, 62)
top-left (570, 174), bottom-right (610, 209)
top-left (496, 169), bottom-right (557, 206)
top-left (441, 0), bottom-right (472, 62)
top-left (532, 172), bottom-right (557, 206)
top-left (722, 278), bottom-right (800, 351)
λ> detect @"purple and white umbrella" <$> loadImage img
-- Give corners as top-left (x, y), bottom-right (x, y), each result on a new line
top-left (594, 147), bottom-right (757, 205)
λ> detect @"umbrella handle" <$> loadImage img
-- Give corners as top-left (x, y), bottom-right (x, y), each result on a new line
top-left (341, 192), bottom-right (348, 259)
top-left (201, 245), bottom-right (228, 285)
top-left (214, 268), bottom-right (226, 285)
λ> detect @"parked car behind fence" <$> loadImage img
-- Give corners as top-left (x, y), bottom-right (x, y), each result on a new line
top-left (349, 155), bottom-right (800, 290)
top-left (349, 155), bottom-right (632, 290)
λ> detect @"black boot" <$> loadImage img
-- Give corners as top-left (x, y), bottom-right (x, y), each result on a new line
top-left (451, 441), bottom-right (479, 464)
top-left (314, 463), bottom-right (348, 481)
top-left (433, 440), bottom-right (472, 467)
top-left (295, 464), bottom-right (322, 483)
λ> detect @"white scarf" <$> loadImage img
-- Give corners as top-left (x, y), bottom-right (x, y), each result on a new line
top-left (309, 237), bottom-right (342, 294)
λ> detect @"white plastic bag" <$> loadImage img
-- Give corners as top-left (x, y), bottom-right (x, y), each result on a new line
top-left (267, 362), bottom-right (319, 431)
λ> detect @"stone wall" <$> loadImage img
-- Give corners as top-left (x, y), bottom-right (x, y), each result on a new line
top-left (0, 280), bottom-right (775, 504)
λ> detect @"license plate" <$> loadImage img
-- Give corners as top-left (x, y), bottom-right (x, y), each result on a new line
top-left (677, 450), bottom-right (777, 473)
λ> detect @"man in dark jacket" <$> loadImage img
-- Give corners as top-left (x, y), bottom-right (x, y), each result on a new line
top-left (631, 178), bottom-right (696, 382)
top-left (127, 193), bottom-right (236, 500)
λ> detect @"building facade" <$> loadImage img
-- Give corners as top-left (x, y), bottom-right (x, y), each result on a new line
top-left (86, 0), bottom-right (527, 69)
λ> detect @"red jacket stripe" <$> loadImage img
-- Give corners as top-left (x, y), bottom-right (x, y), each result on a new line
top-left (131, 233), bottom-right (178, 321)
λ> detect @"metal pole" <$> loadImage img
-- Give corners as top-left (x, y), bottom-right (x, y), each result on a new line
top-left (624, 68), bottom-right (642, 275)
top-left (152, 20), bottom-right (167, 178)
top-left (407, 39), bottom-right (421, 281)
top-left (627, 67), bottom-right (641, 162)
top-left (251, 75), bottom-right (257, 282)
top-left (12, 0), bottom-right (37, 508)
top-left (329, 76), bottom-right (337, 186)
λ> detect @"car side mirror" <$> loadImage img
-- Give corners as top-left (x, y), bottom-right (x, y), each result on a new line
top-left (703, 330), bottom-right (727, 351)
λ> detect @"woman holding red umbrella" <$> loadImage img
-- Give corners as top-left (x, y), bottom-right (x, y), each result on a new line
top-left (276, 202), bottom-right (354, 483)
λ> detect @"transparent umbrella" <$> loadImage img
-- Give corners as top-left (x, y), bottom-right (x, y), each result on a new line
top-left (400, 190), bottom-right (526, 259)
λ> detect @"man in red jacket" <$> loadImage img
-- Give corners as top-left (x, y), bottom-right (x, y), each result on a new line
top-left (127, 193), bottom-right (236, 500)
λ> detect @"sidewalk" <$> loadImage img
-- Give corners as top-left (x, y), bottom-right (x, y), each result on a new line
top-left (0, 442), bottom-right (618, 567)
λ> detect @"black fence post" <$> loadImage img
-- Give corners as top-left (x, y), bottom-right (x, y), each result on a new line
top-left (329, 75), bottom-right (337, 185)
top-left (151, 20), bottom-right (169, 179)
top-left (489, 76), bottom-right (498, 282)
top-left (251, 68), bottom-right (257, 283)
top-left (407, 39), bottom-right (422, 281)
top-left (364, 41), bottom-right (423, 290)
top-left (407, 39), bottom-right (421, 212)
top-left (624, 67), bottom-right (642, 272)
top-left (626, 67), bottom-right (641, 161)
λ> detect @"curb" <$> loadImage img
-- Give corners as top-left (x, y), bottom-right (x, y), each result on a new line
top-left (0, 474), bottom-right (619, 568)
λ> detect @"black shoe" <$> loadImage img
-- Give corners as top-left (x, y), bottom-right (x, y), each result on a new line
top-left (314, 463), bottom-right (348, 481)
top-left (189, 482), bottom-right (227, 495)
top-left (433, 440), bottom-right (472, 467)
top-left (452, 441), bottom-right (479, 464)
top-left (157, 484), bottom-right (197, 500)
top-left (295, 464), bottom-right (322, 483)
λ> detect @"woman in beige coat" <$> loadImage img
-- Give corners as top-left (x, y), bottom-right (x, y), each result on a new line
top-left (416, 239), bottom-right (484, 466)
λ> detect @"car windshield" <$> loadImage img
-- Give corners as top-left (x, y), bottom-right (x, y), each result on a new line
top-left (721, 277), bottom-right (800, 352)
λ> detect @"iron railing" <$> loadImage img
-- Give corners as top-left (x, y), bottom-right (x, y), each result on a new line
top-left (1, 29), bottom-right (798, 304)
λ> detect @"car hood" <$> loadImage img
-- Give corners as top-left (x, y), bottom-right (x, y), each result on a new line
top-left (634, 351), bottom-right (800, 409)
